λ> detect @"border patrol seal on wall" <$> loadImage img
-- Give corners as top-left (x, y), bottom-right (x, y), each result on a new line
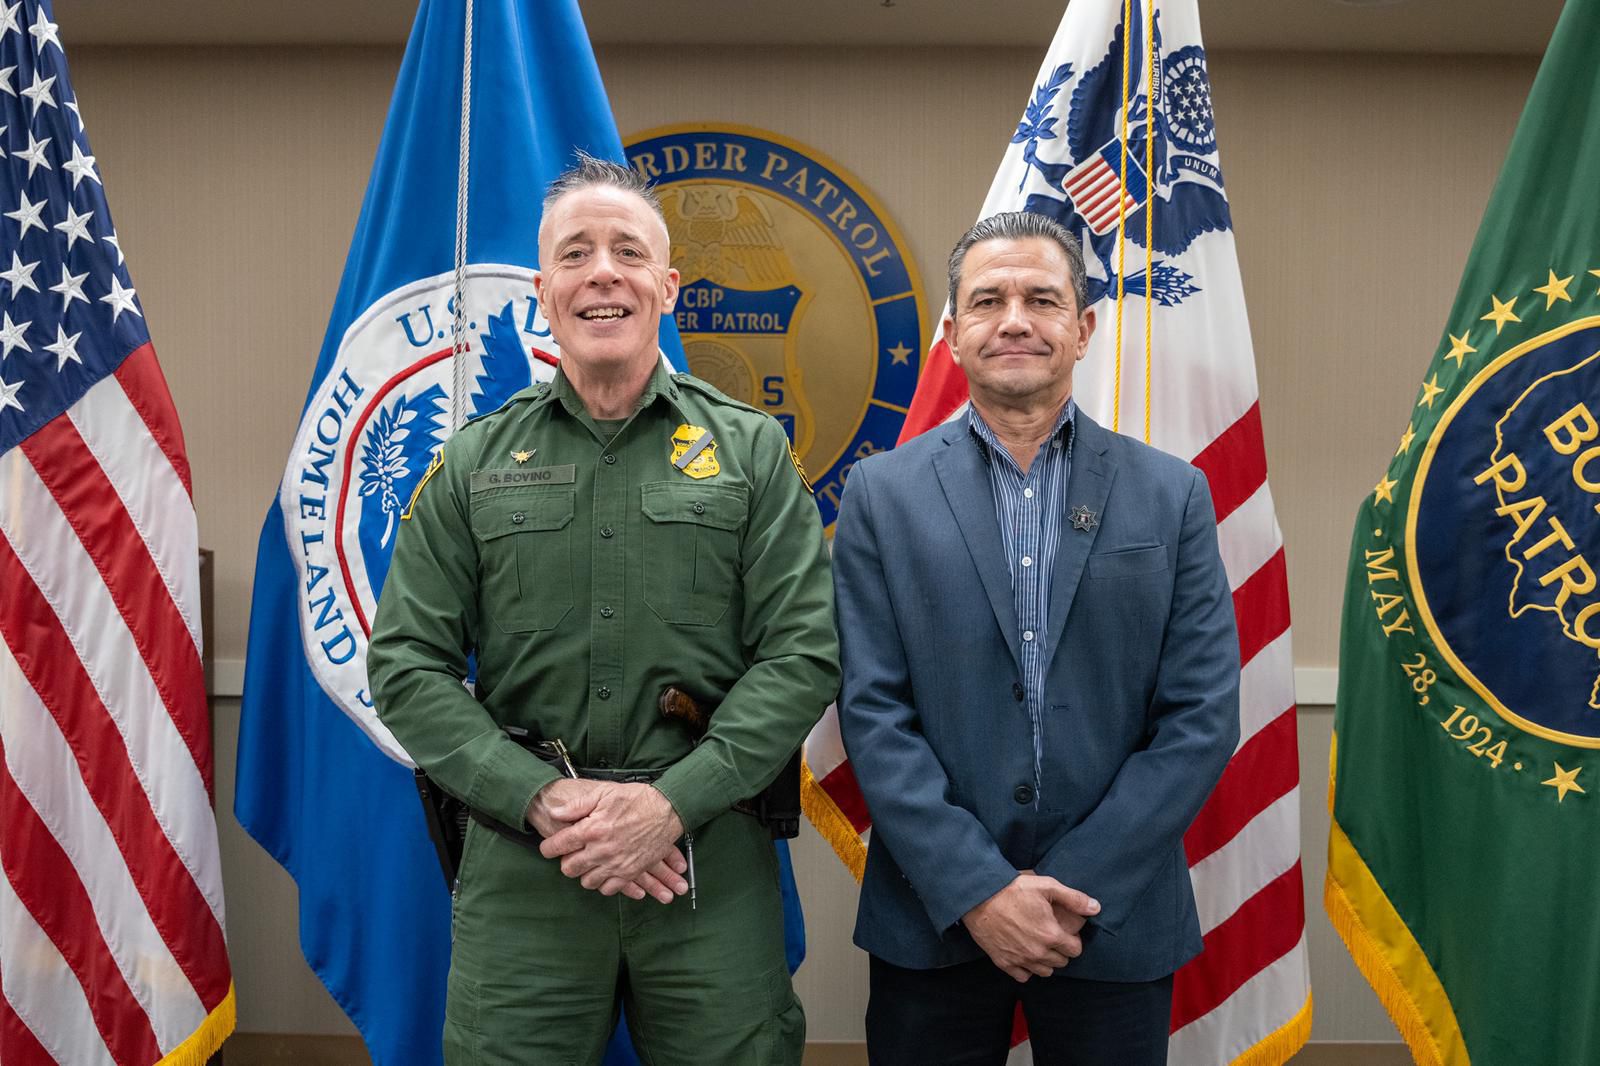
top-left (624, 124), bottom-right (925, 529)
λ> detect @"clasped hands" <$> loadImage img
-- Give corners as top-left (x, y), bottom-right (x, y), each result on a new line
top-left (963, 872), bottom-right (1101, 983)
top-left (527, 778), bottom-right (689, 904)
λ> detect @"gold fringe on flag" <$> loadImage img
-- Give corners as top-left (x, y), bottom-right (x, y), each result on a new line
top-left (1228, 992), bottom-right (1313, 1066)
top-left (158, 983), bottom-right (236, 1066)
top-left (1325, 818), bottom-right (1469, 1066)
top-left (800, 758), bottom-right (866, 882)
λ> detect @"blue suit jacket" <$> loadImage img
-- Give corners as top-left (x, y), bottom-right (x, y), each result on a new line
top-left (833, 410), bottom-right (1239, 981)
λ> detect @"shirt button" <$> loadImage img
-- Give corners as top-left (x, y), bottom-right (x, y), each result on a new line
top-left (1014, 784), bottom-right (1034, 805)
top-left (511, 512), bottom-right (525, 525)
top-left (1012, 682), bottom-right (1025, 702)
top-left (603, 453), bottom-right (617, 465)
top-left (1023, 630), bottom-right (1034, 642)
top-left (1021, 556), bottom-right (1032, 567)
top-left (1023, 488), bottom-right (1034, 499)
top-left (595, 756), bottom-right (610, 768)
top-left (600, 526), bottom-right (614, 538)
top-left (597, 686), bottom-right (611, 700)
top-left (692, 502), bottom-right (705, 515)
top-left (600, 606), bottom-right (614, 618)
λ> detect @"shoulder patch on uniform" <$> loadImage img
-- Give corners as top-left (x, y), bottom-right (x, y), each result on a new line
top-left (788, 446), bottom-right (813, 494)
top-left (401, 447), bottom-right (446, 520)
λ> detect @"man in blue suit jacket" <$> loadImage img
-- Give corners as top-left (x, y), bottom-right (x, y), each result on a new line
top-left (833, 211), bottom-right (1239, 1066)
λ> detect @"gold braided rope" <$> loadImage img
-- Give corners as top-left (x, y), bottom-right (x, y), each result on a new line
top-left (1113, 0), bottom-right (1133, 433)
top-left (1145, 0), bottom-right (1156, 444)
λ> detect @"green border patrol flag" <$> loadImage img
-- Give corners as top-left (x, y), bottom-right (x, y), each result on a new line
top-left (1328, 1), bottom-right (1600, 1062)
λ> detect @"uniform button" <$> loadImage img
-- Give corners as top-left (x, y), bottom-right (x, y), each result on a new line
top-left (1012, 682), bottom-right (1025, 702)
top-left (597, 686), bottom-right (611, 700)
top-left (603, 453), bottom-right (617, 465)
top-left (1023, 630), bottom-right (1034, 642)
top-left (595, 757), bottom-right (610, 768)
top-left (600, 606), bottom-right (614, 618)
top-left (1014, 784), bottom-right (1034, 805)
top-left (511, 512), bottom-right (525, 525)
top-left (692, 502), bottom-right (705, 515)
top-left (601, 526), bottom-right (614, 538)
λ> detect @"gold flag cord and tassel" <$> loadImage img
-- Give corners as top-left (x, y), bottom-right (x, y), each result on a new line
top-left (1112, 0), bottom-right (1157, 442)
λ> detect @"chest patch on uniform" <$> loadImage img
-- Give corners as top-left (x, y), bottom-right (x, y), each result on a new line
top-left (401, 448), bottom-right (445, 520)
top-left (670, 423), bottom-right (720, 479)
top-left (470, 464), bottom-right (576, 491)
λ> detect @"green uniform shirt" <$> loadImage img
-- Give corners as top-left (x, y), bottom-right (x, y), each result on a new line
top-left (368, 362), bottom-right (839, 836)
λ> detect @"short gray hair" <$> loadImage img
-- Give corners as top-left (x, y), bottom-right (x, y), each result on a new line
top-left (946, 211), bottom-right (1088, 315)
top-left (541, 149), bottom-right (666, 229)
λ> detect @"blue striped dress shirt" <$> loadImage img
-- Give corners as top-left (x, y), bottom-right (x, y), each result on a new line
top-left (967, 399), bottom-right (1076, 802)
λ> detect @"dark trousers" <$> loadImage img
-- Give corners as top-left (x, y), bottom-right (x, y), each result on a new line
top-left (865, 955), bottom-right (1172, 1066)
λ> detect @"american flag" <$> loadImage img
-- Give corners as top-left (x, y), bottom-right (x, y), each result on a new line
top-left (1062, 144), bottom-right (1148, 236)
top-left (802, 1), bottom-right (1309, 1061)
top-left (0, 2), bottom-right (234, 1062)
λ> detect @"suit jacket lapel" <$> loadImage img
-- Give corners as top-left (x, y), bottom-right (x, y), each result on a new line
top-left (1045, 410), bottom-right (1117, 671)
top-left (932, 421), bottom-right (1023, 671)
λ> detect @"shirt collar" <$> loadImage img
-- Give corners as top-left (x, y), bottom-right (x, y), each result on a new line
top-left (541, 356), bottom-right (684, 421)
top-left (966, 397), bottom-right (1076, 465)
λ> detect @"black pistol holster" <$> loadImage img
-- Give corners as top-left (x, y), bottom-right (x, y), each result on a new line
top-left (658, 685), bottom-right (801, 840)
top-left (413, 732), bottom-right (575, 891)
top-left (740, 748), bottom-right (801, 840)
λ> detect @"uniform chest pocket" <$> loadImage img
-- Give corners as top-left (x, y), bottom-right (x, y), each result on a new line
top-left (640, 482), bottom-right (747, 626)
top-left (471, 488), bottom-right (575, 633)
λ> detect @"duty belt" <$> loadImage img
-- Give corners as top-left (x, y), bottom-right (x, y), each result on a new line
top-left (489, 730), bottom-right (699, 907)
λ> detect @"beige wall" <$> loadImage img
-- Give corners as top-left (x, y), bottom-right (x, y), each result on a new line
top-left (66, 42), bottom-right (1535, 1045)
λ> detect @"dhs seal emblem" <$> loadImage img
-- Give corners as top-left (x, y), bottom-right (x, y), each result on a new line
top-left (1412, 316), bottom-right (1600, 746)
top-left (1010, 4), bottom-right (1227, 309)
top-left (279, 265), bottom-right (557, 761)
top-left (625, 125), bottom-right (925, 528)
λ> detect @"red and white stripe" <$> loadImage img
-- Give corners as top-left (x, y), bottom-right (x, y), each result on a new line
top-left (803, 2), bottom-right (1309, 1061)
top-left (1063, 153), bottom-right (1137, 235)
top-left (0, 344), bottom-right (234, 1064)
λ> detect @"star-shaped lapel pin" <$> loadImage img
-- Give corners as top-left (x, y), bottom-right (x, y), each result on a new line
top-left (1068, 504), bottom-right (1099, 532)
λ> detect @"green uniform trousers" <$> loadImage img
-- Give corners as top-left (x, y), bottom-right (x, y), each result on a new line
top-left (444, 808), bottom-right (803, 1066)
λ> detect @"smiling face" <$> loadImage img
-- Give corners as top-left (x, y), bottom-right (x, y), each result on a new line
top-left (943, 236), bottom-right (1094, 411)
top-left (533, 184), bottom-right (680, 383)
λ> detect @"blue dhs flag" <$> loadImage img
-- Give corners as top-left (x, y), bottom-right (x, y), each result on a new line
top-left (230, 1), bottom-right (792, 1062)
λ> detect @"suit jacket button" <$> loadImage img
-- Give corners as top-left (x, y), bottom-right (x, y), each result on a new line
top-left (1012, 682), bottom-right (1025, 702)
top-left (1014, 784), bottom-right (1034, 805)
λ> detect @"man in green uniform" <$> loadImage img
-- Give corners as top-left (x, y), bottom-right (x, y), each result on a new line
top-left (367, 153), bottom-right (839, 1065)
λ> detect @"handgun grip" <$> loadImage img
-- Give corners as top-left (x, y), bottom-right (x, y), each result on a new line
top-left (658, 685), bottom-right (712, 737)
